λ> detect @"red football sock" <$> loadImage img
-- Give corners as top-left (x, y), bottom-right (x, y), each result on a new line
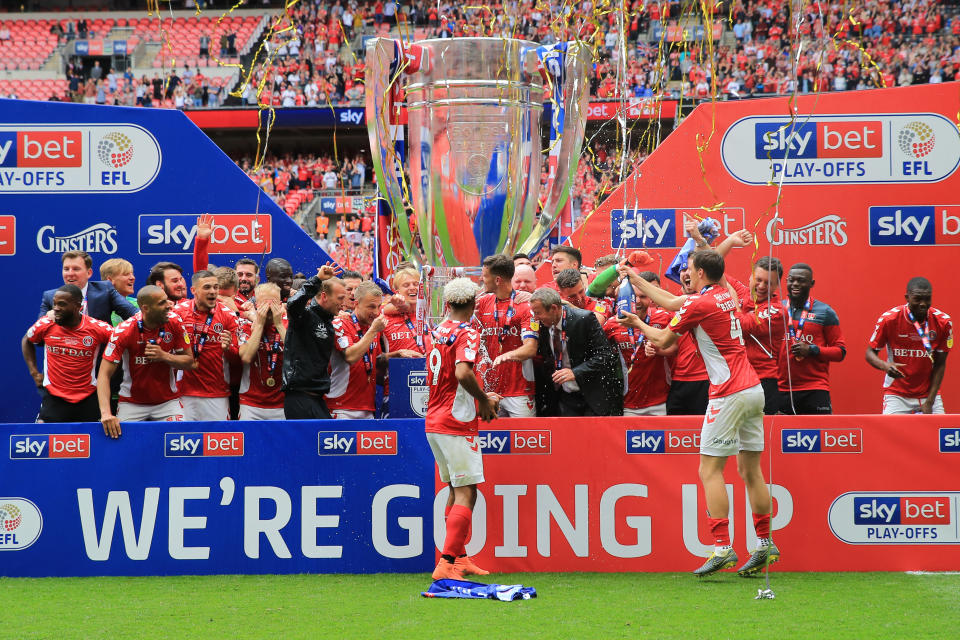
top-left (753, 513), bottom-right (771, 539)
top-left (708, 517), bottom-right (731, 546)
top-left (442, 504), bottom-right (472, 558)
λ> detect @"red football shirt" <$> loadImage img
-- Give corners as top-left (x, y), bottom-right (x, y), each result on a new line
top-left (382, 312), bottom-right (429, 354)
top-left (473, 292), bottom-right (538, 398)
top-left (27, 315), bottom-right (113, 402)
top-left (739, 292), bottom-right (786, 380)
top-left (173, 300), bottom-right (240, 398)
top-left (328, 314), bottom-right (382, 412)
top-left (425, 319), bottom-right (481, 435)
top-left (237, 320), bottom-right (285, 409)
top-left (604, 308), bottom-right (672, 409)
top-left (669, 285), bottom-right (760, 398)
top-left (776, 297), bottom-right (846, 392)
top-left (672, 331), bottom-right (708, 381)
top-left (869, 304), bottom-right (953, 398)
top-left (103, 312), bottom-right (191, 404)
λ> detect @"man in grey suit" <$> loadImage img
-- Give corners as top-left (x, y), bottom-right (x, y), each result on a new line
top-left (39, 251), bottom-right (137, 324)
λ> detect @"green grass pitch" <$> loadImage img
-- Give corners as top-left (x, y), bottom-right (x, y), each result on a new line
top-left (1, 571), bottom-right (957, 639)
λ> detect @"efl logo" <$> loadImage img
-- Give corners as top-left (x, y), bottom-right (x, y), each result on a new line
top-left (781, 429), bottom-right (862, 453)
top-left (940, 428), bottom-right (960, 452)
top-left (868, 206), bottom-right (960, 246)
top-left (0, 498), bottom-right (43, 550)
top-left (478, 430), bottom-right (551, 454)
top-left (0, 131), bottom-right (83, 168)
top-left (9, 434), bottom-right (90, 459)
top-left (755, 121), bottom-right (882, 159)
top-left (626, 429), bottom-right (700, 454)
top-left (164, 432), bottom-right (244, 457)
top-left (0, 215), bottom-right (15, 255)
top-left (317, 431), bottom-right (398, 455)
top-left (853, 496), bottom-right (950, 525)
top-left (139, 214), bottom-right (272, 255)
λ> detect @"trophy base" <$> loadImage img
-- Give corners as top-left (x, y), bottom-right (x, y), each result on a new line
top-left (424, 266), bottom-right (483, 324)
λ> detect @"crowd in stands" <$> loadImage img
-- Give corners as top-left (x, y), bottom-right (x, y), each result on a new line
top-left (5, 0), bottom-right (960, 104)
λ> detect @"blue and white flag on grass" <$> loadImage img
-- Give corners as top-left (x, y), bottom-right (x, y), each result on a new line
top-left (422, 579), bottom-right (537, 601)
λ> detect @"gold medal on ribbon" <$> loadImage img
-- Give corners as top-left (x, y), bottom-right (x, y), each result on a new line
top-left (266, 377), bottom-right (276, 388)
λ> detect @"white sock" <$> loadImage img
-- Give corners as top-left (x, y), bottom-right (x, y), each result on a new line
top-left (715, 544), bottom-right (732, 553)
top-left (756, 538), bottom-right (771, 548)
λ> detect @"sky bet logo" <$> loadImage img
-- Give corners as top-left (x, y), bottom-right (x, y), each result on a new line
top-left (10, 434), bottom-right (90, 459)
top-left (781, 428), bottom-right (862, 453)
top-left (0, 131), bottom-right (83, 167)
top-left (755, 121), bottom-right (882, 159)
top-left (317, 431), bottom-right (397, 455)
top-left (610, 209), bottom-right (676, 249)
top-left (869, 206), bottom-right (960, 246)
top-left (626, 429), bottom-right (700, 454)
top-left (853, 496), bottom-right (950, 525)
top-left (478, 430), bottom-right (551, 454)
top-left (165, 432), bottom-right (244, 457)
top-left (941, 429), bottom-right (960, 452)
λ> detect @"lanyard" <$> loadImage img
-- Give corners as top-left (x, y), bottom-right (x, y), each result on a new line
top-left (492, 291), bottom-right (516, 344)
top-left (431, 321), bottom-right (470, 347)
top-left (353, 313), bottom-right (377, 374)
top-left (553, 308), bottom-right (567, 371)
top-left (403, 314), bottom-right (424, 349)
top-left (191, 311), bottom-right (214, 358)
top-left (629, 312), bottom-right (650, 362)
top-left (906, 308), bottom-right (935, 362)
top-left (260, 327), bottom-right (282, 373)
top-left (787, 297), bottom-right (813, 342)
top-left (137, 319), bottom-right (166, 345)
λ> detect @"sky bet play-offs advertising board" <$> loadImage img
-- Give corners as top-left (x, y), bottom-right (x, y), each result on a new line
top-left (0, 99), bottom-right (336, 423)
top-left (0, 416), bottom-right (958, 576)
top-left (563, 83), bottom-right (960, 414)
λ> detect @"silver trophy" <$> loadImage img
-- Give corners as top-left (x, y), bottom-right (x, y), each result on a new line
top-left (366, 36), bottom-right (590, 314)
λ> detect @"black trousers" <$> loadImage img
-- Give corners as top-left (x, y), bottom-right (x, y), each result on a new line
top-left (557, 389), bottom-right (597, 417)
top-left (38, 390), bottom-right (100, 423)
top-left (284, 390), bottom-right (332, 419)
top-left (666, 379), bottom-right (709, 415)
top-left (780, 389), bottom-right (833, 415)
top-left (760, 378), bottom-right (781, 415)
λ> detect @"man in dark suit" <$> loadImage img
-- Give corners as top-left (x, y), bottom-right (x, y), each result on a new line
top-left (529, 287), bottom-right (623, 416)
top-left (39, 251), bottom-right (137, 324)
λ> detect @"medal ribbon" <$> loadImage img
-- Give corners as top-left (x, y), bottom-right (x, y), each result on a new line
top-left (137, 318), bottom-right (167, 345)
top-left (553, 308), bottom-right (567, 371)
top-left (431, 321), bottom-right (471, 347)
top-left (353, 313), bottom-right (377, 374)
top-left (191, 311), bottom-right (214, 358)
top-left (261, 328), bottom-right (282, 373)
top-left (492, 291), bottom-right (516, 345)
top-left (787, 297), bottom-right (814, 343)
top-left (906, 308), bottom-right (935, 361)
top-left (403, 315), bottom-right (424, 350)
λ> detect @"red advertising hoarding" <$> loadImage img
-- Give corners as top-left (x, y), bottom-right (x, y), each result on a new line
top-left (439, 415), bottom-right (960, 572)
top-left (558, 83), bottom-right (960, 414)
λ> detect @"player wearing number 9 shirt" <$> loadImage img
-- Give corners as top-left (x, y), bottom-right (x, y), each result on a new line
top-left (426, 278), bottom-right (498, 582)
top-left (619, 249), bottom-right (779, 578)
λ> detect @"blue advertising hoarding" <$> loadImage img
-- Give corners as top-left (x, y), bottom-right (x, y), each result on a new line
top-left (0, 420), bottom-right (434, 577)
top-left (0, 99), bottom-right (335, 422)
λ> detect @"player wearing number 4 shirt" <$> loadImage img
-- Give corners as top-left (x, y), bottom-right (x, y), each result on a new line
top-left (23, 285), bottom-right (114, 423)
top-left (328, 282), bottom-right (387, 419)
top-left (621, 249), bottom-right (779, 578)
top-left (173, 270), bottom-right (241, 421)
top-left (238, 283), bottom-right (287, 420)
top-left (427, 278), bottom-right (499, 582)
top-left (98, 285), bottom-right (195, 438)
top-left (778, 263), bottom-right (846, 415)
top-left (477, 255), bottom-right (539, 417)
top-left (866, 277), bottom-right (952, 414)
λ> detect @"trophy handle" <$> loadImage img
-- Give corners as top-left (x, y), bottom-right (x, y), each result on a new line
top-left (365, 37), bottom-right (423, 268)
top-left (517, 41), bottom-right (591, 257)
